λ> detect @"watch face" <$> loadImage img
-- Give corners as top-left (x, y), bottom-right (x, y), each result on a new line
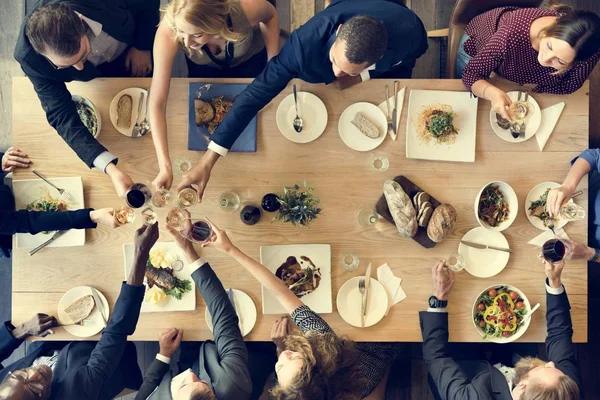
top-left (428, 296), bottom-right (437, 308)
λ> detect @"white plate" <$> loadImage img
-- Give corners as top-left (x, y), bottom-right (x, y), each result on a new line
top-left (474, 181), bottom-right (519, 232)
top-left (109, 87), bottom-right (148, 137)
top-left (13, 177), bottom-right (85, 249)
top-left (338, 102), bottom-right (387, 151)
top-left (458, 227), bottom-right (510, 278)
top-left (489, 91), bottom-right (541, 143)
top-left (123, 242), bottom-right (196, 312)
top-left (58, 286), bottom-right (110, 338)
top-left (276, 92), bottom-right (328, 143)
top-left (73, 95), bottom-right (101, 138)
top-left (205, 288), bottom-right (257, 337)
top-left (260, 244), bottom-right (332, 314)
top-left (336, 277), bottom-right (388, 328)
top-left (525, 182), bottom-right (570, 231)
top-left (406, 90), bottom-right (478, 162)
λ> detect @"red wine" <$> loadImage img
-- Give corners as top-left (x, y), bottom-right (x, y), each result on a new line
top-left (190, 221), bottom-right (212, 243)
top-left (126, 189), bottom-right (146, 209)
top-left (542, 239), bottom-right (566, 263)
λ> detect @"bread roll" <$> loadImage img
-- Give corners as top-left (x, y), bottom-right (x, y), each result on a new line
top-left (427, 204), bottom-right (457, 243)
top-left (351, 112), bottom-right (380, 139)
top-left (63, 295), bottom-right (95, 325)
top-left (116, 94), bottom-right (133, 129)
top-left (383, 180), bottom-right (418, 237)
top-left (194, 99), bottom-right (215, 126)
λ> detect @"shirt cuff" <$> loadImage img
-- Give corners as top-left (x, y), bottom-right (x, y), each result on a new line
top-left (360, 70), bottom-right (371, 82)
top-left (545, 279), bottom-right (565, 295)
top-left (156, 354), bottom-right (170, 364)
top-left (187, 257), bottom-right (208, 274)
top-left (427, 308), bottom-right (448, 313)
top-left (208, 141), bottom-right (229, 157)
top-left (92, 151), bottom-right (117, 173)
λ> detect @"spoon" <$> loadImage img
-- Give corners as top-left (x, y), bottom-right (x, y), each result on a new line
top-left (292, 84), bottom-right (303, 133)
top-left (522, 303), bottom-right (541, 321)
top-left (139, 89), bottom-right (151, 137)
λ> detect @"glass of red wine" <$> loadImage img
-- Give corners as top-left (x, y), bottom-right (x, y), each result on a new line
top-left (542, 239), bottom-right (566, 263)
top-left (126, 183), bottom-right (152, 209)
top-left (182, 219), bottom-right (214, 244)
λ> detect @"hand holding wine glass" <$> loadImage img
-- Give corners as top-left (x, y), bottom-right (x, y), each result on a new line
top-left (201, 218), bottom-right (235, 254)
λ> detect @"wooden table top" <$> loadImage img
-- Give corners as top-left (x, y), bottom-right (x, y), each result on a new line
top-left (11, 77), bottom-right (589, 342)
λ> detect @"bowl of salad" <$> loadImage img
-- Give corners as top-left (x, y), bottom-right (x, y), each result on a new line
top-left (73, 95), bottom-right (101, 138)
top-left (472, 284), bottom-right (531, 343)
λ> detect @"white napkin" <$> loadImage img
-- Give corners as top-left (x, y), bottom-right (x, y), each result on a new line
top-left (536, 102), bottom-right (565, 151)
top-left (377, 263), bottom-right (406, 315)
top-left (377, 87), bottom-right (405, 141)
top-left (528, 228), bottom-right (570, 247)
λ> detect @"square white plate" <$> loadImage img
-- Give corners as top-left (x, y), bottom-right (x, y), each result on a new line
top-left (406, 90), bottom-right (478, 162)
top-left (260, 244), bottom-right (332, 314)
top-left (123, 242), bottom-right (196, 312)
top-left (13, 177), bottom-right (85, 249)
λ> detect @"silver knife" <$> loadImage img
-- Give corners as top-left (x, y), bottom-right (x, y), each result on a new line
top-left (385, 85), bottom-right (394, 138)
top-left (392, 81), bottom-right (399, 137)
top-left (227, 288), bottom-right (243, 332)
top-left (91, 287), bottom-right (108, 327)
top-left (460, 240), bottom-right (513, 253)
top-left (363, 263), bottom-right (372, 321)
top-left (29, 230), bottom-right (67, 256)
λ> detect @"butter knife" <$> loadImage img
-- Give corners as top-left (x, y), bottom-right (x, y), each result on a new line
top-left (460, 240), bottom-right (513, 253)
top-left (91, 287), bottom-right (108, 327)
top-left (362, 263), bottom-right (372, 321)
top-left (227, 288), bottom-right (243, 333)
top-left (29, 230), bottom-right (67, 256)
top-left (392, 81), bottom-right (399, 137)
top-left (385, 86), bottom-right (394, 138)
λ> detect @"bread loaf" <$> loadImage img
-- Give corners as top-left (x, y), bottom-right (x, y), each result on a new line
top-left (63, 295), bottom-right (95, 325)
top-left (427, 204), bottom-right (457, 243)
top-left (116, 94), bottom-right (133, 129)
top-left (383, 180), bottom-right (418, 237)
top-left (351, 112), bottom-right (380, 139)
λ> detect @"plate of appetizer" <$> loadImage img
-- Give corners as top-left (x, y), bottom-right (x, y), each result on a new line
top-left (123, 243), bottom-right (195, 312)
top-left (109, 87), bottom-right (148, 137)
top-left (276, 91), bottom-right (328, 143)
top-left (13, 177), bottom-right (85, 249)
top-left (260, 244), bottom-right (332, 314)
top-left (58, 286), bottom-right (110, 338)
top-left (475, 181), bottom-right (518, 232)
top-left (405, 90), bottom-right (478, 162)
top-left (338, 102), bottom-right (387, 151)
top-left (489, 91), bottom-right (541, 143)
top-left (336, 276), bottom-right (388, 328)
top-left (73, 95), bottom-right (101, 138)
top-left (525, 182), bottom-right (572, 230)
top-left (472, 284), bottom-right (531, 343)
top-left (205, 288), bottom-right (257, 337)
top-left (458, 227), bottom-right (510, 278)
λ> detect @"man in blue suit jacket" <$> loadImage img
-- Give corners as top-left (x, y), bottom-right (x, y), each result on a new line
top-left (172, 0), bottom-right (427, 197)
top-left (0, 222), bottom-right (159, 400)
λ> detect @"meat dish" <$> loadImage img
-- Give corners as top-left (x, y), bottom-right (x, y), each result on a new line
top-left (275, 256), bottom-right (321, 297)
top-left (145, 262), bottom-right (192, 300)
top-left (528, 189), bottom-right (555, 227)
top-left (194, 96), bottom-right (233, 134)
top-left (478, 184), bottom-right (510, 227)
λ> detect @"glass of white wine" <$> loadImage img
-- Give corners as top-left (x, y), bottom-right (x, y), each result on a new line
top-left (140, 206), bottom-right (158, 226)
top-left (166, 207), bottom-right (191, 230)
top-left (152, 189), bottom-right (172, 208)
top-left (114, 205), bottom-right (135, 226)
top-left (176, 187), bottom-right (199, 208)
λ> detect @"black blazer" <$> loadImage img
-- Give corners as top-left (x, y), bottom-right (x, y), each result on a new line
top-left (419, 287), bottom-right (582, 400)
top-left (13, 0), bottom-right (159, 167)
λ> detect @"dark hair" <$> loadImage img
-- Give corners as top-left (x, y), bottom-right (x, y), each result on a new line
top-left (25, 3), bottom-right (88, 57)
top-left (336, 15), bottom-right (388, 65)
top-left (541, 4), bottom-right (600, 63)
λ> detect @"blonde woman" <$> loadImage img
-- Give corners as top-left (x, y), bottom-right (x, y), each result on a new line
top-left (150, 0), bottom-right (279, 191)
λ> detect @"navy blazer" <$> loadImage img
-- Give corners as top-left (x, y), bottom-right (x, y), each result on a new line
top-left (14, 0), bottom-right (159, 167)
top-left (211, 0), bottom-right (427, 150)
top-left (0, 283), bottom-right (145, 400)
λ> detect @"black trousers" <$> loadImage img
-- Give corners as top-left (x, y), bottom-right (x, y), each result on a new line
top-left (186, 48), bottom-right (268, 79)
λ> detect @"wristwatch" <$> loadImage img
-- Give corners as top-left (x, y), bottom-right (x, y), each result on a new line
top-left (429, 296), bottom-right (448, 309)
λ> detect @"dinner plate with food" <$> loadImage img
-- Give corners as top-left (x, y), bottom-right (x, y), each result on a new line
top-left (472, 284), bottom-right (532, 343)
top-left (458, 227), bottom-right (510, 278)
top-left (276, 91), bottom-right (328, 143)
top-left (475, 181), bottom-right (518, 232)
top-left (489, 91), bottom-right (541, 143)
top-left (58, 286), bottom-right (110, 338)
top-left (123, 243), bottom-right (196, 312)
top-left (525, 182), bottom-right (572, 230)
top-left (338, 102), bottom-right (387, 151)
top-left (73, 95), bottom-right (101, 138)
top-left (13, 177), bottom-right (85, 249)
top-left (336, 276), bottom-right (388, 328)
top-left (205, 288), bottom-right (257, 337)
top-left (260, 244), bottom-right (332, 314)
top-left (405, 90), bottom-right (478, 162)
top-left (109, 87), bottom-right (148, 137)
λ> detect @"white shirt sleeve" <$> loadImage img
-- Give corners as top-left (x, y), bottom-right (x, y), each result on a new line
top-left (360, 63), bottom-right (377, 82)
top-left (427, 308), bottom-right (448, 313)
top-left (545, 279), bottom-right (565, 295)
top-left (187, 257), bottom-right (208, 274)
top-left (155, 354), bottom-right (170, 364)
top-left (92, 151), bottom-right (117, 173)
top-left (208, 141), bottom-right (229, 157)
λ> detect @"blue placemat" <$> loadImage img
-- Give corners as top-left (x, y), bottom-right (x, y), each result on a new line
top-left (188, 82), bottom-right (257, 152)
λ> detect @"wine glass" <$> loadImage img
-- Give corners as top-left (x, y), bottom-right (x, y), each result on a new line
top-left (559, 202), bottom-right (586, 222)
top-left (114, 205), bottom-right (135, 226)
top-left (182, 219), bottom-right (213, 244)
top-left (370, 155), bottom-right (389, 172)
top-left (176, 187), bottom-right (199, 208)
top-left (166, 207), bottom-right (191, 230)
top-left (140, 206), bottom-right (157, 226)
top-left (152, 189), bottom-right (173, 208)
top-left (542, 239), bottom-right (567, 263)
top-left (126, 183), bottom-right (152, 209)
top-left (341, 253), bottom-right (360, 272)
top-left (357, 209), bottom-right (378, 227)
top-left (172, 155), bottom-right (193, 176)
top-left (219, 191), bottom-right (241, 212)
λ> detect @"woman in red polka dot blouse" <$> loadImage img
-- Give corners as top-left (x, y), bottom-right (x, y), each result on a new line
top-left (457, 4), bottom-right (600, 120)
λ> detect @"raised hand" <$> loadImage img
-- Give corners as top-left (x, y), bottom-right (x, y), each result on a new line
top-left (158, 328), bottom-right (183, 358)
top-left (201, 217), bottom-right (235, 254)
top-left (431, 260), bottom-right (455, 301)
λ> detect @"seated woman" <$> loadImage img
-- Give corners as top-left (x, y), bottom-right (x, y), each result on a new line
top-left (0, 147), bottom-right (117, 257)
top-left (150, 0), bottom-right (279, 191)
top-left (202, 219), bottom-right (406, 399)
top-left (457, 4), bottom-right (600, 120)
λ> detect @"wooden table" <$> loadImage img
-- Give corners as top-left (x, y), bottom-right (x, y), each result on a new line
top-left (11, 77), bottom-right (589, 342)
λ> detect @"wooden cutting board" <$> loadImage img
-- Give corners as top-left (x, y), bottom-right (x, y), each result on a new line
top-left (375, 175), bottom-right (441, 249)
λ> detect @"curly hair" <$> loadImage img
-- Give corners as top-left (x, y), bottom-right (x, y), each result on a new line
top-left (269, 332), bottom-right (365, 400)
top-left (336, 15), bottom-right (388, 66)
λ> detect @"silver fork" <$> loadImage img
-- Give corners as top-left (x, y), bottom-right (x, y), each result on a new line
top-left (358, 278), bottom-right (366, 327)
top-left (132, 92), bottom-right (145, 137)
top-left (546, 217), bottom-right (556, 234)
top-left (32, 170), bottom-right (74, 204)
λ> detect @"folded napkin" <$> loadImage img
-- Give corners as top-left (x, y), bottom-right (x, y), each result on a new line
top-left (528, 228), bottom-right (570, 247)
top-left (536, 102), bottom-right (565, 151)
top-left (377, 263), bottom-right (406, 315)
top-left (377, 87), bottom-right (405, 141)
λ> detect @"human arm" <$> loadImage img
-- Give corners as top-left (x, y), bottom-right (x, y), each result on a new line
top-left (0, 209), bottom-right (96, 235)
top-left (1, 147), bottom-right (31, 172)
top-left (0, 314), bottom-right (57, 367)
top-left (242, 0), bottom-right (280, 60)
top-left (546, 151), bottom-right (595, 217)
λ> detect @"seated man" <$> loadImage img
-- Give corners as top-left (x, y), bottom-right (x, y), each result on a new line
top-left (161, 0), bottom-right (427, 193)
top-left (14, 0), bottom-right (159, 198)
top-left (0, 147), bottom-right (117, 257)
top-left (135, 224), bottom-right (252, 400)
top-left (420, 260), bottom-right (581, 400)
top-left (0, 222), bottom-right (159, 400)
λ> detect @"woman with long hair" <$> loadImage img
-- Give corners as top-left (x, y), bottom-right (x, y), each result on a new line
top-left (149, 0), bottom-right (279, 191)
top-left (456, 3), bottom-right (600, 120)
top-left (201, 219), bottom-right (406, 399)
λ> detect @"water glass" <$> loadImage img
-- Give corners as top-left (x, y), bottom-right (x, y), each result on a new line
top-left (559, 202), bottom-right (586, 222)
top-left (341, 253), bottom-right (360, 272)
top-left (445, 254), bottom-right (465, 272)
top-left (357, 209), bottom-right (378, 227)
top-left (218, 191), bottom-right (241, 212)
top-left (172, 156), bottom-right (193, 175)
top-left (370, 155), bottom-right (389, 172)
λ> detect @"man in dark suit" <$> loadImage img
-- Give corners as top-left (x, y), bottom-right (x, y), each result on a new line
top-left (134, 223), bottom-right (252, 400)
top-left (14, 0), bottom-right (159, 198)
top-left (163, 0), bottom-right (427, 195)
top-left (0, 222), bottom-right (159, 400)
top-left (420, 260), bottom-right (581, 400)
